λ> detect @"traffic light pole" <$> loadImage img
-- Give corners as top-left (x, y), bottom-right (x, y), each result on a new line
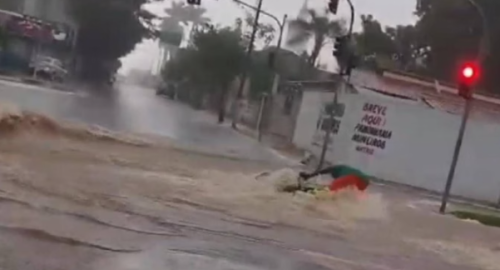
top-left (317, 0), bottom-right (355, 170)
top-left (317, 84), bottom-right (341, 170)
top-left (439, 0), bottom-right (488, 214)
top-left (439, 98), bottom-right (472, 213)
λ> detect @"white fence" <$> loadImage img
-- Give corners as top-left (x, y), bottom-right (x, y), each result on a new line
top-left (293, 91), bottom-right (500, 203)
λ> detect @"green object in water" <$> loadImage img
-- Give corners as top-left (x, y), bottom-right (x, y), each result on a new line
top-left (330, 165), bottom-right (370, 185)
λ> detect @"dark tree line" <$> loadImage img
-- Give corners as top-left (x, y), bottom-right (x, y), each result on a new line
top-left (354, 0), bottom-right (500, 93)
top-left (68, 0), bottom-right (159, 82)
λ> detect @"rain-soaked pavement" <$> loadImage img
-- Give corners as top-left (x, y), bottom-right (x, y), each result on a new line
top-left (0, 80), bottom-right (285, 164)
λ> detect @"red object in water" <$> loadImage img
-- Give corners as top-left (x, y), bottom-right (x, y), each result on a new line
top-left (329, 175), bottom-right (368, 192)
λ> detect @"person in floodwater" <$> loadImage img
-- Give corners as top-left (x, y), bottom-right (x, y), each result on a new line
top-left (299, 164), bottom-right (370, 192)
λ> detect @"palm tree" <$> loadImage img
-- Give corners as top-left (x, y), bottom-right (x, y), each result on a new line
top-left (287, 9), bottom-right (345, 66)
top-left (164, 1), bottom-right (210, 43)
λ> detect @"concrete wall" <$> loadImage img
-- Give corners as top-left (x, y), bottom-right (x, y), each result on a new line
top-left (264, 92), bottom-right (302, 141)
top-left (293, 91), bottom-right (500, 203)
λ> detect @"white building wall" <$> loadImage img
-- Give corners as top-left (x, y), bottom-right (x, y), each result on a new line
top-left (294, 91), bottom-right (500, 203)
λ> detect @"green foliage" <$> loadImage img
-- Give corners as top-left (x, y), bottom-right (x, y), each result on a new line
top-left (248, 56), bottom-right (274, 99)
top-left (414, 0), bottom-right (497, 90)
top-left (237, 12), bottom-right (276, 48)
top-left (162, 25), bottom-right (246, 110)
top-left (192, 26), bottom-right (246, 85)
top-left (452, 210), bottom-right (500, 228)
top-left (68, 0), bottom-right (159, 82)
top-left (356, 0), bottom-right (500, 92)
top-left (354, 14), bottom-right (422, 73)
top-left (287, 9), bottom-right (346, 66)
top-left (164, 1), bottom-right (210, 26)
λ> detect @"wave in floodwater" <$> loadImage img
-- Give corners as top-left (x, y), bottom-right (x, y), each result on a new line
top-left (0, 103), bottom-right (147, 145)
top-left (0, 103), bottom-right (387, 233)
top-left (410, 239), bottom-right (500, 270)
top-left (177, 168), bottom-right (389, 231)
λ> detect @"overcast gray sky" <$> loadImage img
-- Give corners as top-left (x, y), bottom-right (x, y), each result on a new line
top-left (120, 0), bottom-right (417, 74)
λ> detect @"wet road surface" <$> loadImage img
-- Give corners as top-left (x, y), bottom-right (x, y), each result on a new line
top-left (0, 80), bottom-right (286, 164)
top-left (0, 79), bottom-right (497, 270)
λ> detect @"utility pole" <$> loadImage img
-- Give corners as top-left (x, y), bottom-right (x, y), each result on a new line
top-left (231, 0), bottom-right (263, 129)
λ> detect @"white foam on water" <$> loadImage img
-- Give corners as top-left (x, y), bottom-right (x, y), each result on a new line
top-left (409, 239), bottom-right (500, 270)
top-left (0, 104), bottom-right (388, 234)
top-left (177, 169), bottom-right (389, 231)
top-left (92, 248), bottom-right (262, 270)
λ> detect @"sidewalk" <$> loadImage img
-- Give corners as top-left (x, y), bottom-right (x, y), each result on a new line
top-left (0, 74), bottom-right (73, 92)
top-left (231, 123), bottom-right (305, 166)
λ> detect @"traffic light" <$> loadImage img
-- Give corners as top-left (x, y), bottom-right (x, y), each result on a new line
top-left (328, 0), bottom-right (339, 14)
top-left (345, 54), bottom-right (359, 76)
top-left (187, 0), bottom-right (201, 5)
top-left (458, 61), bottom-right (480, 99)
top-left (333, 35), bottom-right (348, 59)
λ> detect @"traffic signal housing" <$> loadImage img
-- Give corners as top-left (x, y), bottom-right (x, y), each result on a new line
top-left (345, 54), bottom-right (359, 76)
top-left (328, 0), bottom-right (339, 14)
top-left (333, 35), bottom-right (348, 59)
top-left (458, 61), bottom-right (480, 99)
top-left (187, 0), bottom-right (201, 5)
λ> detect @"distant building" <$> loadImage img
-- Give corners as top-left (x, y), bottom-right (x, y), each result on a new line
top-left (0, 0), bottom-right (77, 75)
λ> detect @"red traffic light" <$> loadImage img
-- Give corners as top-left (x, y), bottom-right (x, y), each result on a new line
top-left (459, 62), bottom-right (480, 86)
top-left (462, 66), bottom-right (474, 78)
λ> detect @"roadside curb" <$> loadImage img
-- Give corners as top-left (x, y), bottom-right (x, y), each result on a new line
top-left (0, 75), bottom-right (73, 93)
top-left (229, 124), bottom-right (303, 166)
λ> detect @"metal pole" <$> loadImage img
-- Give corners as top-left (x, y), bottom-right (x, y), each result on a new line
top-left (268, 14), bottom-right (287, 92)
top-left (345, 0), bottom-right (355, 83)
top-left (440, 99), bottom-right (472, 213)
top-left (346, 0), bottom-right (354, 38)
top-left (273, 15), bottom-right (287, 65)
top-left (231, 0), bottom-right (263, 129)
top-left (317, 84), bottom-right (342, 170)
top-left (256, 93), bottom-right (267, 141)
top-left (439, 0), bottom-right (487, 214)
top-left (316, 0), bottom-right (355, 170)
top-left (232, 0), bottom-right (281, 28)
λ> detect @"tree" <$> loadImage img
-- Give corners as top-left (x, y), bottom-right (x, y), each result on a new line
top-left (163, 26), bottom-right (246, 122)
top-left (287, 9), bottom-right (345, 66)
top-left (354, 14), bottom-right (422, 73)
top-left (414, 0), bottom-right (498, 90)
top-left (164, 1), bottom-right (210, 43)
top-left (234, 12), bottom-right (276, 48)
top-left (68, 0), bottom-right (158, 82)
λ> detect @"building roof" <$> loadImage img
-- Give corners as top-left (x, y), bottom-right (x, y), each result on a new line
top-left (350, 69), bottom-right (500, 123)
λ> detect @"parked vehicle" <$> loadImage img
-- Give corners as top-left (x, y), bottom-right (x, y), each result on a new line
top-left (29, 56), bottom-right (68, 83)
top-left (156, 81), bottom-right (176, 99)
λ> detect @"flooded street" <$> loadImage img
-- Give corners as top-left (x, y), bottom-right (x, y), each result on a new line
top-left (0, 81), bottom-right (284, 164)
top-left (0, 106), bottom-right (498, 270)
